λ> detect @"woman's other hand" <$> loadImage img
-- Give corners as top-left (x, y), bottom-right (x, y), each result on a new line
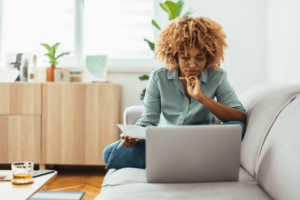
top-left (120, 133), bottom-right (142, 148)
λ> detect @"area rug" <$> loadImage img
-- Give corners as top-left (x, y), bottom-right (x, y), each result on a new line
top-left (29, 191), bottom-right (85, 200)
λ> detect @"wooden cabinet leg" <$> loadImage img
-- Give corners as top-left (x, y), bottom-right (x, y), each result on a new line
top-left (39, 164), bottom-right (46, 170)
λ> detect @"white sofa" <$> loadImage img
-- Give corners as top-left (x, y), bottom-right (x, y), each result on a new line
top-left (95, 83), bottom-right (300, 200)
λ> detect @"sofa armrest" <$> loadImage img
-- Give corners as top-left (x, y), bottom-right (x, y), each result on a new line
top-left (123, 105), bottom-right (143, 125)
top-left (123, 105), bottom-right (221, 125)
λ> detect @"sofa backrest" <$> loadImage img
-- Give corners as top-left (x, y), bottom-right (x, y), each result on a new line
top-left (238, 83), bottom-right (300, 177)
top-left (256, 94), bottom-right (300, 200)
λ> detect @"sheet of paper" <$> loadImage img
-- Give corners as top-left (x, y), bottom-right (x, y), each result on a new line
top-left (117, 124), bottom-right (146, 139)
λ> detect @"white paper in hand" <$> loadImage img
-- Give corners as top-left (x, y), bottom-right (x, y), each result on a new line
top-left (117, 124), bottom-right (146, 139)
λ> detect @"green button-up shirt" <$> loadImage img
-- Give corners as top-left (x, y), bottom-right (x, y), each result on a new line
top-left (135, 66), bottom-right (247, 127)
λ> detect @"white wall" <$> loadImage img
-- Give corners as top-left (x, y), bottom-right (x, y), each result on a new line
top-left (107, 71), bottom-right (148, 114)
top-left (108, 0), bottom-right (268, 120)
top-left (266, 0), bottom-right (300, 83)
top-left (182, 0), bottom-right (267, 94)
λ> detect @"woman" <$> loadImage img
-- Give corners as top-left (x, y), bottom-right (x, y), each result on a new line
top-left (103, 16), bottom-right (247, 163)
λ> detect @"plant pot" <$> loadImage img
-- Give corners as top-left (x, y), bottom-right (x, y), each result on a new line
top-left (46, 66), bottom-right (55, 81)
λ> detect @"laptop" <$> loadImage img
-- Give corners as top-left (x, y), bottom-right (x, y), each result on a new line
top-left (145, 124), bottom-right (242, 183)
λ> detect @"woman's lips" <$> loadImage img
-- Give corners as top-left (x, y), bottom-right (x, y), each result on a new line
top-left (185, 69), bottom-right (199, 74)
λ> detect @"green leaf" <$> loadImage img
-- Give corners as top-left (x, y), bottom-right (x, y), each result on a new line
top-left (49, 60), bottom-right (58, 66)
top-left (49, 60), bottom-right (55, 66)
top-left (44, 53), bottom-right (55, 61)
top-left (176, 0), bottom-right (184, 17)
top-left (152, 20), bottom-right (161, 30)
top-left (55, 52), bottom-right (70, 61)
top-left (40, 43), bottom-right (51, 51)
top-left (165, 1), bottom-right (178, 20)
top-left (144, 39), bottom-right (155, 51)
top-left (183, 8), bottom-right (194, 16)
top-left (160, 3), bottom-right (172, 20)
top-left (51, 43), bottom-right (61, 56)
top-left (139, 75), bottom-right (149, 81)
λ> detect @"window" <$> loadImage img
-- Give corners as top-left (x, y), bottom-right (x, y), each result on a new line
top-left (0, 0), bottom-right (158, 71)
top-left (0, 0), bottom-right (82, 68)
top-left (84, 0), bottom-right (158, 71)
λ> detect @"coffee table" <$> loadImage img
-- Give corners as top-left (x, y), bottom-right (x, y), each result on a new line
top-left (0, 170), bottom-right (57, 200)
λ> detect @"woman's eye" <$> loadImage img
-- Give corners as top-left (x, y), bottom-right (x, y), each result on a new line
top-left (197, 58), bottom-right (203, 61)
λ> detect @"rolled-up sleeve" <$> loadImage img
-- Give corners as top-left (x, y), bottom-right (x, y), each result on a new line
top-left (215, 69), bottom-right (247, 119)
top-left (135, 71), bottom-right (161, 127)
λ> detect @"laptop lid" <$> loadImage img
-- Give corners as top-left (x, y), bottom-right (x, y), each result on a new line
top-left (146, 124), bottom-right (242, 183)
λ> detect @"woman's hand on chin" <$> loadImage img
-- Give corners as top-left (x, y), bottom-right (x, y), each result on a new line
top-left (120, 133), bottom-right (142, 148)
top-left (180, 76), bottom-right (204, 101)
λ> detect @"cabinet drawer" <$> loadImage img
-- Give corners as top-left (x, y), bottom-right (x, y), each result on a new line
top-left (0, 83), bottom-right (41, 115)
top-left (0, 116), bottom-right (41, 163)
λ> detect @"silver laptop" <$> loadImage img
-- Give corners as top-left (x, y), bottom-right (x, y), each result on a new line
top-left (145, 124), bottom-right (242, 183)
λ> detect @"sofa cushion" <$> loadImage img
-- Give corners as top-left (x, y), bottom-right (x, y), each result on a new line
top-left (256, 95), bottom-right (300, 200)
top-left (101, 167), bottom-right (255, 187)
top-left (97, 181), bottom-right (270, 200)
top-left (238, 83), bottom-right (300, 177)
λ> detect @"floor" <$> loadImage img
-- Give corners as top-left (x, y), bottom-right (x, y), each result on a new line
top-left (0, 164), bottom-right (107, 200)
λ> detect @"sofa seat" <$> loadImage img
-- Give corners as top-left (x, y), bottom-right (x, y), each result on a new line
top-left (101, 167), bottom-right (255, 187)
top-left (99, 182), bottom-right (270, 200)
top-left (96, 167), bottom-right (269, 200)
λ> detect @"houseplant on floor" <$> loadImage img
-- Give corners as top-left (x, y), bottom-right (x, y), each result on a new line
top-left (40, 43), bottom-right (70, 81)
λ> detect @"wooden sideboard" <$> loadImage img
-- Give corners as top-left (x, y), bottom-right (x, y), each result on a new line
top-left (0, 82), bottom-right (120, 168)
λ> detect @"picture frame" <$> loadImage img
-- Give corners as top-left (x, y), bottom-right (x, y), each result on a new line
top-left (84, 55), bottom-right (107, 82)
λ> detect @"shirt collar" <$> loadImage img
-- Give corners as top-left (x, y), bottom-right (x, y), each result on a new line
top-left (167, 65), bottom-right (207, 84)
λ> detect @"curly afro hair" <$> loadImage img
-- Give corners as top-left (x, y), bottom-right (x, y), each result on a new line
top-left (154, 16), bottom-right (228, 72)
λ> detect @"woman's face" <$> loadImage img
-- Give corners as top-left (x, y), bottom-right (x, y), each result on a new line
top-left (177, 46), bottom-right (207, 78)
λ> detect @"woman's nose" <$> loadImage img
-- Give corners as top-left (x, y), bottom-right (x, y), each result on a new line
top-left (189, 60), bottom-right (197, 68)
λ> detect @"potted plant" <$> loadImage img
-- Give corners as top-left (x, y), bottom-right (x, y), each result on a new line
top-left (40, 43), bottom-right (70, 81)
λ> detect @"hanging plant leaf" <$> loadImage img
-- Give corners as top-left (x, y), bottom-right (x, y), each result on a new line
top-left (139, 74), bottom-right (149, 81)
top-left (160, 3), bottom-right (172, 20)
top-left (176, 0), bottom-right (184, 17)
top-left (152, 20), bottom-right (161, 30)
top-left (164, 1), bottom-right (178, 20)
top-left (144, 39), bottom-right (155, 51)
top-left (183, 8), bottom-right (194, 16)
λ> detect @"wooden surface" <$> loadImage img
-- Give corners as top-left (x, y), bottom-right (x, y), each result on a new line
top-left (42, 83), bottom-right (120, 165)
top-left (42, 175), bottom-right (104, 200)
top-left (0, 83), bottom-right (41, 115)
top-left (41, 165), bottom-right (106, 200)
top-left (0, 116), bottom-right (41, 163)
top-left (0, 170), bottom-right (57, 200)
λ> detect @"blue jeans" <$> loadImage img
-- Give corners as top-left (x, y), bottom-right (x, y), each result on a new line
top-left (102, 121), bottom-right (247, 165)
